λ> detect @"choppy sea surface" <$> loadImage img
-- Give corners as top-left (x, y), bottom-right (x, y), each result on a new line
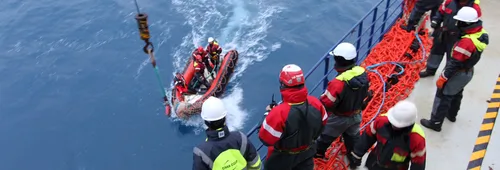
top-left (0, 0), bottom-right (377, 169)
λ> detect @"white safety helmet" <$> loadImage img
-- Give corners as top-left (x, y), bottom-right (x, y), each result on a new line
top-left (201, 96), bottom-right (227, 121)
top-left (208, 37), bottom-right (215, 44)
top-left (453, 6), bottom-right (479, 23)
top-left (330, 42), bottom-right (357, 60)
top-left (387, 100), bottom-right (418, 128)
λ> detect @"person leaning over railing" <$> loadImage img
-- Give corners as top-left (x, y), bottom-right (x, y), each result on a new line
top-left (258, 64), bottom-right (328, 170)
top-left (348, 100), bottom-right (427, 170)
top-left (314, 42), bottom-right (370, 166)
top-left (192, 96), bottom-right (262, 170)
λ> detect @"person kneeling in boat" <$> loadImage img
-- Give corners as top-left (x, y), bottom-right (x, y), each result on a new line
top-left (258, 64), bottom-right (328, 170)
top-left (188, 54), bottom-right (211, 93)
top-left (206, 37), bottom-right (222, 72)
top-left (174, 73), bottom-right (191, 95)
top-left (347, 100), bottom-right (426, 170)
top-left (193, 96), bottom-right (262, 170)
top-left (193, 46), bottom-right (215, 73)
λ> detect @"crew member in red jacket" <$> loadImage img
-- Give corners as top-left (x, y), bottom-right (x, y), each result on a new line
top-left (348, 100), bottom-right (426, 170)
top-left (206, 37), bottom-right (222, 72)
top-left (421, 6), bottom-right (488, 132)
top-left (258, 64), bottom-right (328, 170)
top-left (419, 0), bottom-right (481, 78)
top-left (174, 73), bottom-right (190, 94)
top-left (192, 46), bottom-right (214, 71)
top-left (315, 42), bottom-right (370, 161)
top-left (188, 54), bottom-right (210, 93)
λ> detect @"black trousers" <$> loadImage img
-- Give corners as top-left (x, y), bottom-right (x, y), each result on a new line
top-left (430, 89), bottom-right (464, 123)
top-left (407, 2), bottom-right (440, 30)
top-left (265, 146), bottom-right (316, 170)
top-left (426, 31), bottom-right (459, 71)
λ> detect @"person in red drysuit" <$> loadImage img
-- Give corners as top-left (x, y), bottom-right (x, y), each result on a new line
top-left (315, 42), bottom-right (370, 164)
top-left (205, 37), bottom-right (222, 72)
top-left (192, 46), bottom-right (214, 71)
top-left (188, 54), bottom-right (210, 93)
top-left (419, 0), bottom-right (482, 77)
top-left (347, 100), bottom-right (426, 170)
top-left (420, 6), bottom-right (488, 132)
top-left (174, 73), bottom-right (190, 94)
top-left (258, 64), bottom-right (328, 170)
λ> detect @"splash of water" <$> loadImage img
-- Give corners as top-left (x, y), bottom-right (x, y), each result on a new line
top-left (170, 0), bottom-right (283, 131)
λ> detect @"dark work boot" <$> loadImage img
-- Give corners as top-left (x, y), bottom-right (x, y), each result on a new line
top-left (420, 119), bottom-right (442, 132)
top-left (419, 69), bottom-right (436, 78)
top-left (446, 114), bottom-right (456, 122)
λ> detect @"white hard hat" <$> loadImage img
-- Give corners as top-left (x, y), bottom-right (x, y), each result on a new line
top-left (208, 37), bottom-right (215, 43)
top-left (330, 42), bottom-right (357, 60)
top-left (201, 96), bottom-right (227, 121)
top-left (453, 6), bottom-right (479, 23)
top-left (387, 100), bottom-right (418, 128)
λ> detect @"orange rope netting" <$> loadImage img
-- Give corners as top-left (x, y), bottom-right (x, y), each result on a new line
top-left (312, 0), bottom-right (433, 169)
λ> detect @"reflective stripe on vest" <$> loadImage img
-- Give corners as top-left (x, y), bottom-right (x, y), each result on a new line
top-left (210, 42), bottom-right (219, 55)
top-left (390, 124), bottom-right (426, 162)
top-left (335, 66), bottom-right (365, 81)
top-left (379, 113), bottom-right (426, 162)
top-left (462, 29), bottom-right (488, 52)
top-left (193, 131), bottom-right (261, 170)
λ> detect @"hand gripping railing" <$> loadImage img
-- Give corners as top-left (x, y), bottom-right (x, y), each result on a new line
top-left (246, 0), bottom-right (405, 163)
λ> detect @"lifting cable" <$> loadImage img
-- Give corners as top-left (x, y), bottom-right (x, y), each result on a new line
top-left (133, 0), bottom-right (172, 115)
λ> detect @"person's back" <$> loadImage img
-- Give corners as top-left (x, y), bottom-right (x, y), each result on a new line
top-left (259, 64), bottom-right (327, 170)
top-left (193, 97), bottom-right (261, 170)
top-left (271, 95), bottom-right (325, 152)
top-left (316, 43), bottom-right (369, 160)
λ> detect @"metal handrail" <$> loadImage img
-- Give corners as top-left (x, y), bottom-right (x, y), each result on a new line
top-left (246, 0), bottom-right (405, 162)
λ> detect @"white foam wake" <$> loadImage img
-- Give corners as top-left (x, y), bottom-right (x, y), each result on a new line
top-left (170, 0), bottom-right (283, 132)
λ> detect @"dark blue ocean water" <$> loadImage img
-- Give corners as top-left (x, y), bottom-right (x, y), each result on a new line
top-left (0, 0), bottom-right (376, 169)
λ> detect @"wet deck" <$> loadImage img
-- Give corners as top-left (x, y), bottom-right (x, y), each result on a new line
top-left (410, 1), bottom-right (500, 169)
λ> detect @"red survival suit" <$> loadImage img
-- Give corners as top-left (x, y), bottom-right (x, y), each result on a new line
top-left (188, 54), bottom-right (210, 93)
top-left (205, 40), bottom-right (222, 72)
top-left (193, 46), bottom-right (214, 71)
top-left (258, 64), bottom-right (328, 170)
top-left (353, 115), bottom-right (426, 170)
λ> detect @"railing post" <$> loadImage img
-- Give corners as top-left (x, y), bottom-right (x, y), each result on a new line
top-left (380, 0), bottom-right (391, 42)
top-left (368, 7), bottom-right (378, 50)
top-left (356, 23), bottom-right (363, 57)
top-left (323, 57), bottom-right (330, 91)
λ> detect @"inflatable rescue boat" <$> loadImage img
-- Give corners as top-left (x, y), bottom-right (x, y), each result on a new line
top-left (171, 50), bottom-right (239, 118)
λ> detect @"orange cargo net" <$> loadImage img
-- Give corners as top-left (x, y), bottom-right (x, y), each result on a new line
top-left (312, 0), bottom-right (433, 169)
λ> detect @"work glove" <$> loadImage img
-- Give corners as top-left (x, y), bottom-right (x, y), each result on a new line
top-left (346, 152), bottom-right (362, 168)
top-left (436, 74), bottom-right (448, 89)
top-left (264, 105), bottom-right (274, 116)
top-left (430, 20), bottom-right (439, 29)
top-left (265, 104), bottom-right (274, 112)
